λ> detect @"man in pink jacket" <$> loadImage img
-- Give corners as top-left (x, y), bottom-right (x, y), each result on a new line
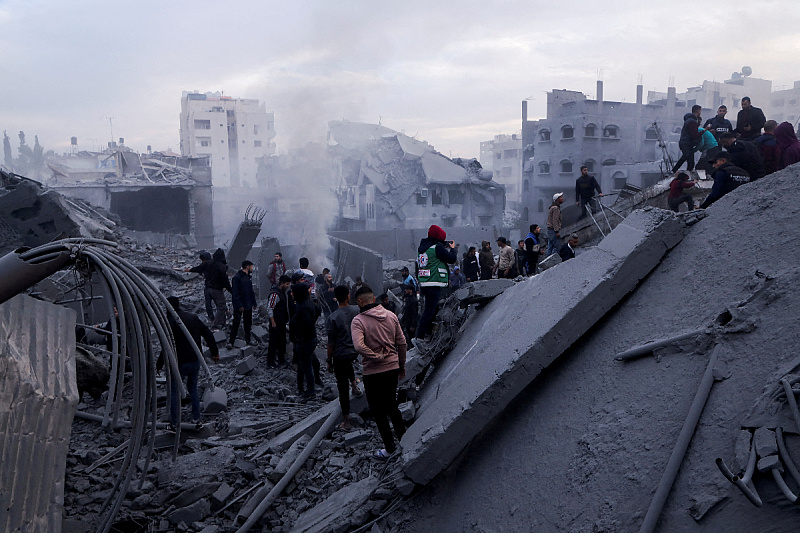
top-left (351, 285), bottom-right (407, 459)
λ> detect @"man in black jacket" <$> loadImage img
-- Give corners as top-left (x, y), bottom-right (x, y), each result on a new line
top-left (207, 248), bottom-right (232, 330)
top-left (559, 234), bottom-right (579, 262)
top-left (699, 152), bottom-right (750, 209)
top-left (229, 260), bottom-right (256, 348)
top-left (184, 251), bottom-right (214, 321)
top-left (672, 106), bottom-right (711, 173)
top-left (165, 296), bottom-right (219, 430)
top-left (575, 166), bottom-right (604, 219)
top-left (735, 97), bottom-right (767, 141)
top-left (326, 285), bottom-right (363, 429)
top-left (267, 275), bottom-right (291, 367)
top-left (703, 105), bottom-right (734, 140)
top-left (719, 133), bottom-right (766, 180)
top-left (290, 282), bottom-right (320, 401)
top-left (525, 224), bottom-right (544, 275)
top-left (462, 247), bottom-right (480, 282)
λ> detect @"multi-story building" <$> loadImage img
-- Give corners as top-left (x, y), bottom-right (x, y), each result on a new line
top-left (769, 80), bottom-right (800, 127)
top-left (520, 81), bottom-right (690, 225)
top-left (179, 91), bottom-right (276, 188)
top-left (479, 133), bottom-right (523, 205)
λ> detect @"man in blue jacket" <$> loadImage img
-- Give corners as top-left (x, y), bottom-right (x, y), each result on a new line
top-left (699, 152), bottom-right (750, 209)
top-left (229, 260), bottom-right (256, 348)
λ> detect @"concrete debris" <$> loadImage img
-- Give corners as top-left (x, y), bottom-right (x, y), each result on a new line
top-left (270, 435), bottom-right (311, 482)
top-left (536, 252), bottom-right (561, 272)
top-left (226, 204), bottom-right (266, 275)
top-left (236, 355), bottom-right (258, 375)
top-left (267, 395), bottom-right (368, 453)
top-left (453, 278), bottom-right (515, 308)
top-left (399, 401), bottom-right (416, 423)
top-left (0, 295), bottom-right (78, 533)
top-left (211, 483), bottom-right (235, 511)
top-left (401, 208), bottom-right (688, 484)
top-left (757, 455), bottom-right (782, 474)
top-left (753, 427), bottom-right (778, 458)
top-left (289, 475), bottom-right (380, 533)
top-left (168, 497), bottom-right (211, 525)
top-left (342, 430), bottom-right (372, 447)
top-left (202, 387), bottom-right (228, 414)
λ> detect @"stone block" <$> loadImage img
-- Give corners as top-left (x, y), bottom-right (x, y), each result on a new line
top-left (754, 426), bottom-right (778, 458)
top-left (213, 330), bottom-right (227, 344)
top-left (454, 279), bottom-right (515, 307)
top-left (202, 387), bottom-right (228, 414)
top-left (251, 325), bottom-right (268, 342)
top-left (757, 454), bottom-right (782, 473)
top-left (234, 339), bottom-right (247, 348)
top-left (241, 345), bottom-right (256, 358)
top-left (157, 447), bottom-right (235, 487)
top-left (343, 429), bottom-right (371, 446)
top-left (395, 477), bottom-right (416, 497)
top-left (217, 347), bottom-right (240, 363)
top-left (168, 498), bottom-right (211, 525)
top-left (537, 253), bottom-right (561, 272)
top-left (399, 401), bottom-right (416, 422)
top-left (289, 476), bottom-right (379, 533)
top-left (210, 483), bottom-right (234, 511)
top-left (400, 208), bottom-right (687, 484)
top-left (236, 355), bottom-right (258, 375)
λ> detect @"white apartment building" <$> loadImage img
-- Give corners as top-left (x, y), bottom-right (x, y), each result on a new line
top-left (180, 91), bottom-right (276, 187)
top-left (479, 133), bottom-right (522, 204)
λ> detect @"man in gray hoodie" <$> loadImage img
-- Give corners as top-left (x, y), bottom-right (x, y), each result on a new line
top-left (351, 285), bottom-right (407, 459)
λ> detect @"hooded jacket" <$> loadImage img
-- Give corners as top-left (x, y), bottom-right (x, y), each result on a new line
top-left (726, 140), bottom-right (766, 180)
top-left (231, 269), bottom-right (256, 310)
top-left (679, 113), bottom-right (703, 149)
top-left (774, 122), bottom-right (800, 170)
top-left (350, 302), bottom-right (407, 376)
top-left (753, 133), bottom-right (782, 175)
top-left (208, 249), bottom-right (232, 291)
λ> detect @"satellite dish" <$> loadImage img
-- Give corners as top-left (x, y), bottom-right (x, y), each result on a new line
top-left (732, 72), bottom-right (742, 80)
top-left (742, 66), bottom-right (752, 77)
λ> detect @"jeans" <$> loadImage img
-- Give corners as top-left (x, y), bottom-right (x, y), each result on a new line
top-left (416, 286), bottom-right (441, 339)
top-left (672, 146), bottom-right (696, 172)
top-left (332, 357), bottom-right (357, 416)
top-left (363, 369), bottom-right (405, 453)
top-left (170, 360), bottom-right (200, 426)
top-left (230, 308), bottom-right (253, 345)
top-left (268, 321), bottom-right (287, 365)
top-left (668, 194), bottom-right (694, 212)
top-left (546, 228), bottom-right (560, 256)
top-left (208, 288), bottom-right (227, 329)
top-left (295, 340), bottom-right (317, 397)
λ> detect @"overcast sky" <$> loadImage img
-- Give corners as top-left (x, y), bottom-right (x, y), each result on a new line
top-left (2, 0), bottom-right (799, 159)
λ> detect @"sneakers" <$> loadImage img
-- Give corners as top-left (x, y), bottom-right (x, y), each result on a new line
top-left (372, 448), bottom-right (392, 460)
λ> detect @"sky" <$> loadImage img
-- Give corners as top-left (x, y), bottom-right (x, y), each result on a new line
top-left (1, 0), bottom-right (799, 159)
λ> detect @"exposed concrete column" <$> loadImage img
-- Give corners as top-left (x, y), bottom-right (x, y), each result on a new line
top-left (636, 84), bottom-right (643, 105)
top-left (0, 295), bottom-right (78, 532)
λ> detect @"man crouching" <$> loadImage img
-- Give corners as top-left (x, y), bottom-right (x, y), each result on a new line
top-left (350, 285), bottom-right (407, 459)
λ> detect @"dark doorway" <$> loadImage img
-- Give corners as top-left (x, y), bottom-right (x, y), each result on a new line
top-left (110, 188), bottom-right (190, 233)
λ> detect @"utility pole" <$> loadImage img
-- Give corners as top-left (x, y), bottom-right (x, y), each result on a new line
top-left (106, 117), bottom-right (114, 146)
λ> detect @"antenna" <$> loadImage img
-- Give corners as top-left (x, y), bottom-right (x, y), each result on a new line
top-left (106, 117), bottom-right (115, 145)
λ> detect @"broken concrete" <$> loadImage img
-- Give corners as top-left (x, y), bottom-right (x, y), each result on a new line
top-left (0, 295), bottom-right (78, 533)
top-left (453, 278), bottom-right (515, 308)
top-left (330, 237), bottom-right (384, 292)
top-left (226, 205), bottom-right (266, 275)
top-left (270, 435), bottom-right (311, 482)
top-left (289, 475), bottom-right (380, 533)
top-left (202, 387), bottom-right (228, 414)
top-left (236, 355), bottom-right (258, 375)
top-left (267, 396), bottom-right (368, 453)
top-left (401, 208), bottom-right (687, 484)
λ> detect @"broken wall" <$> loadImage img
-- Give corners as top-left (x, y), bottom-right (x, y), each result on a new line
top-left (0, 295), bottom-right (78, 533)
top-left (330, 237), bottom-right (384, 292)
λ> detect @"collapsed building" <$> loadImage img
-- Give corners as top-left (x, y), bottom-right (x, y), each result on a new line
top-left (4, 156), bottom-right (800, 533)
top-left (46, 148), bottom-right (214, 248)
top-left (328, 120), bottom-right (506, 232)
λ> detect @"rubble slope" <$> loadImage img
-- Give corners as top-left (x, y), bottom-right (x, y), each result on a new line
top-left (398, 165), bottom-right (800, 533)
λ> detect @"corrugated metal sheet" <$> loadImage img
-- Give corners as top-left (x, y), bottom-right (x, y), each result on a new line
top-left (0, 294), bottom-right (78, 533)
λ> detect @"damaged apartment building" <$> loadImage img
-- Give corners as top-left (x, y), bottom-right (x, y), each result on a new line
top-left (46, 144), bottom-right (214, 248)
top-left (328, 120), bottom-right (505, 232)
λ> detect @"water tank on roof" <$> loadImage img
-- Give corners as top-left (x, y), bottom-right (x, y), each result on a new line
top-left (742, 66), bottom-right (752, 77)
top-left (70, 137), bottom-right (77, 146)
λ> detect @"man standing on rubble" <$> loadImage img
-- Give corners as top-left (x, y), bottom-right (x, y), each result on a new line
top-left (351, 285), bottom-right (407, 459)
top-left (478, 241), bottom-right (494, 281)
top-left (496, 237), bottom-right (515, 279)
top-left (546, 193), bottom-right (565, 257)
top-left (290, 281), bottom-right (320, 401)
top-left (267, 274), bottom-right (291, 368)
top-left (207, 248), bottom-right (231, 331)
top-left (462, 246), bottom-right (480, 282)
top-left (735, 96), bottom-right (767, 142)
top-left (165, 296), bottom-right (219, 431)
top-left (326, 285), bottom-right (364, 430)
top-left (415, 224), bottom-right (457, 341)
top-left (267, 252), bottom-right (286, 289)
top-left (229, 260), bottom-right (256, 348)
top-left (183, 251), bottom-right (215, 322)
top-left (525, 224), bottom-right (544, 275)
top-left (575, 165), bottom-right (604, 219)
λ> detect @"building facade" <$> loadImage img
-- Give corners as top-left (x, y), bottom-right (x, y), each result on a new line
top-left (479, 133), bottom-right (523, 205)
top-left (179, 91), bottom-right (276, 188)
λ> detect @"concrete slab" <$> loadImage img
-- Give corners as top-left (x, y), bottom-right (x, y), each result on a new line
top-left (236, 355), bottom-right (258, 375)
top-left (400, 208), bottom-right (687, 484)
top-left (213, 330), bottom-right (227, 344)
top-left (234, 339), bottom-right (247, 348)
top-left (343, 429), bottom-right (371, 446)
top-left (754, 427), bottom-right (778, 458)
top-left (0, 295), bottom-right (78, 533)
top-left (267, 395), bottom-right (368, 453)
top-left (290, 476), bottom-right (380, 533)
top-left (251, 325), bottom-right (268, 343)
top-left (537, 253), bottom-right (561, 272)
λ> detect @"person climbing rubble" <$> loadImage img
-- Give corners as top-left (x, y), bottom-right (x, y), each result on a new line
top-left (228, 260), bottom-right (256, 348)
top-left (326, 285), bottom-right (364, 430)
top-left (415, 224), bottom-right (457, 341)
top-left (165, 296), bottom-right (219, 431)
top-left (667, 171), bottom-right (697, 212)
top-left (207, 248), bottom-right (232, 331)
top-left (699, 151), bottom-right (751, 209)
top-left (267, 274), bottom-right (292, 368)
top-left (351, 284), bottom-right (407, 459)
top-left (183, 250), bottom-right (215, 322)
